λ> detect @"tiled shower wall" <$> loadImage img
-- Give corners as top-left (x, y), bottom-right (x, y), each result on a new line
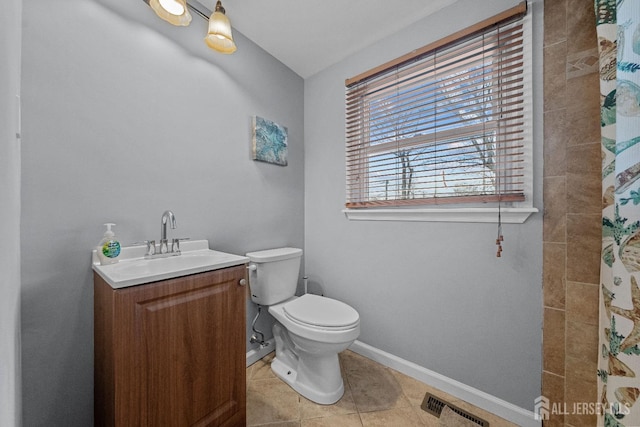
top-left (542, 0), bottom-right (601, 426)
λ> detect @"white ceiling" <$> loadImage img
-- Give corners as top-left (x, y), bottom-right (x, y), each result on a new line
top-left (197, 0), bottom-right (458, 78)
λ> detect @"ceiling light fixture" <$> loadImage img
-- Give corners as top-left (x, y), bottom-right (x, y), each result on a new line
top-left (143, 0), bottom-right (236, 54)
top-left (148, 0), bottom-right (192, 26)
top-left (204, 1), bottom-right (237, 54)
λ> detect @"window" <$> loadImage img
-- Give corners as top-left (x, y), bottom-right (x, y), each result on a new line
top-left (344, 2), bottom-right (535, 223)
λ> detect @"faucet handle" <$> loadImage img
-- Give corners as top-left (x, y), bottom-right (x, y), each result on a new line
top-left (132, 240), bottom-right (156, 256)
top-left (171, 237), bottom-right (190, 254)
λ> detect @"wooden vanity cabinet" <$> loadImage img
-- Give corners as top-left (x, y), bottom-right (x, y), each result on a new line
top-left (94, 265), bottom-right (247, 427)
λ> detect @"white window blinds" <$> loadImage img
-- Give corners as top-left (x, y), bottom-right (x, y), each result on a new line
top-left (345, 2), bottom-right (529, 209)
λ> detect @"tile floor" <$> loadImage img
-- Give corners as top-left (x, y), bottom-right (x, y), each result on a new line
top-left (246, 350), bottom-right (519, 427)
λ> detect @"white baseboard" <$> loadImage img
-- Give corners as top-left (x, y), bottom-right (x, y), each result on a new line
top-left (246, 338), bottom-right (275, 367)
top-left (349, 340), bottom-right (540, 427)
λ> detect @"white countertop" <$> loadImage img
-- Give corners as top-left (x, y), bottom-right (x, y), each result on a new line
top-left (92, 240), bottom-right (248, 289)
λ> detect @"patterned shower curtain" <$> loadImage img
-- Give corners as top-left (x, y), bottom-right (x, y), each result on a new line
top-left (597, 0), bottom-right (640, 426)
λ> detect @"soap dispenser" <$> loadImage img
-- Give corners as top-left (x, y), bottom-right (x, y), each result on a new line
top-left (97, 223), bottom-right (121, 265)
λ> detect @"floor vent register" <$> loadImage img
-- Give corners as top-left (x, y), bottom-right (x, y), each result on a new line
top-left (420, 393), bottom-right (489, 426)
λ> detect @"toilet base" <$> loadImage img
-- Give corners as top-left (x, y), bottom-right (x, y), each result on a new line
top-left (271, 322), bottom-right (346, 405)
top-left (271, 356), bottom-right (344, 405)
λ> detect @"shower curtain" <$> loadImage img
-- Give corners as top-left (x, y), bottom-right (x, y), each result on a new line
top-left (597, 1), bottom-right (640, 426)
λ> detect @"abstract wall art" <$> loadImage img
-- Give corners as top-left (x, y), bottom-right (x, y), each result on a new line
top-left (252, 116), bottom-right (288, 166)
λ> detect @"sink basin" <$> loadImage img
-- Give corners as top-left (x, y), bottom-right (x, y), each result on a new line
top-left (92, 240), bottom-right (249, 289)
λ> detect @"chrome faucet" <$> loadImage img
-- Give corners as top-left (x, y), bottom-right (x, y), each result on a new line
top-left (133, 210), bottom-right (187, 258)
top-left (160, 210), bottom-right (176, 254)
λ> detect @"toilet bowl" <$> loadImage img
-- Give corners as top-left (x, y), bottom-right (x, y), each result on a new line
top-left (268, 294), bottom-right (360, 404)
top-left (246, 248), bottom-right (360, 405)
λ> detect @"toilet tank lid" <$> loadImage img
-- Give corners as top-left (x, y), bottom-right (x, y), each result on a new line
top-left (246, 247), bottom-right (302, 262)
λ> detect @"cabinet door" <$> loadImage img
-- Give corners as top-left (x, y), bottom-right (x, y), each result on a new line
top-left (114, 266), bottom-right (246, 426)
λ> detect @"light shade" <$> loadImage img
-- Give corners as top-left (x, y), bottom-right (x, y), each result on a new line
top-left (149, 0), bottom-right (192, 26)
top-left (204, 1), bottom-right (237, 54)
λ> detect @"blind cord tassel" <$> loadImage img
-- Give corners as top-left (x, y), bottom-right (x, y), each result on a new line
top-left (496, 232), bottom-right (504, 257)
top-left (496, 204), bottom-right (504, 257)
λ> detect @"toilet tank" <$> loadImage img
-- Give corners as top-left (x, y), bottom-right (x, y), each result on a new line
top-left (246, 247), bottom-right (302, 305)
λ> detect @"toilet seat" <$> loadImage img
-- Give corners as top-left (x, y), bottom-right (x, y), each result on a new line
top-left (269, 295), bottom-right (360, 345)
top-left (283, 294), bottom-right (359, 330)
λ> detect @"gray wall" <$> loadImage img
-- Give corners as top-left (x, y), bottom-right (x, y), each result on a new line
top-left (304, 0), bottom-right (543, 410)
top-left (1, 0), bottom-right (22, 425)
top-left (20, 0), bottom-right (304, 424)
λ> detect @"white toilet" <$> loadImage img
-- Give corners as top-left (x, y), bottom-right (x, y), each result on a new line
top-left (246, 247), bottom-right (360, 405)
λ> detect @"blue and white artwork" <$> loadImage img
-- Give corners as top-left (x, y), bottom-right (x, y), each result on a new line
top-left (252, 116), bottom-right (288, 166)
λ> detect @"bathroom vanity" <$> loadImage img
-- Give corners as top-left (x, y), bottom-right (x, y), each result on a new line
top-left (93, 241), bottom-right (248, 426)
